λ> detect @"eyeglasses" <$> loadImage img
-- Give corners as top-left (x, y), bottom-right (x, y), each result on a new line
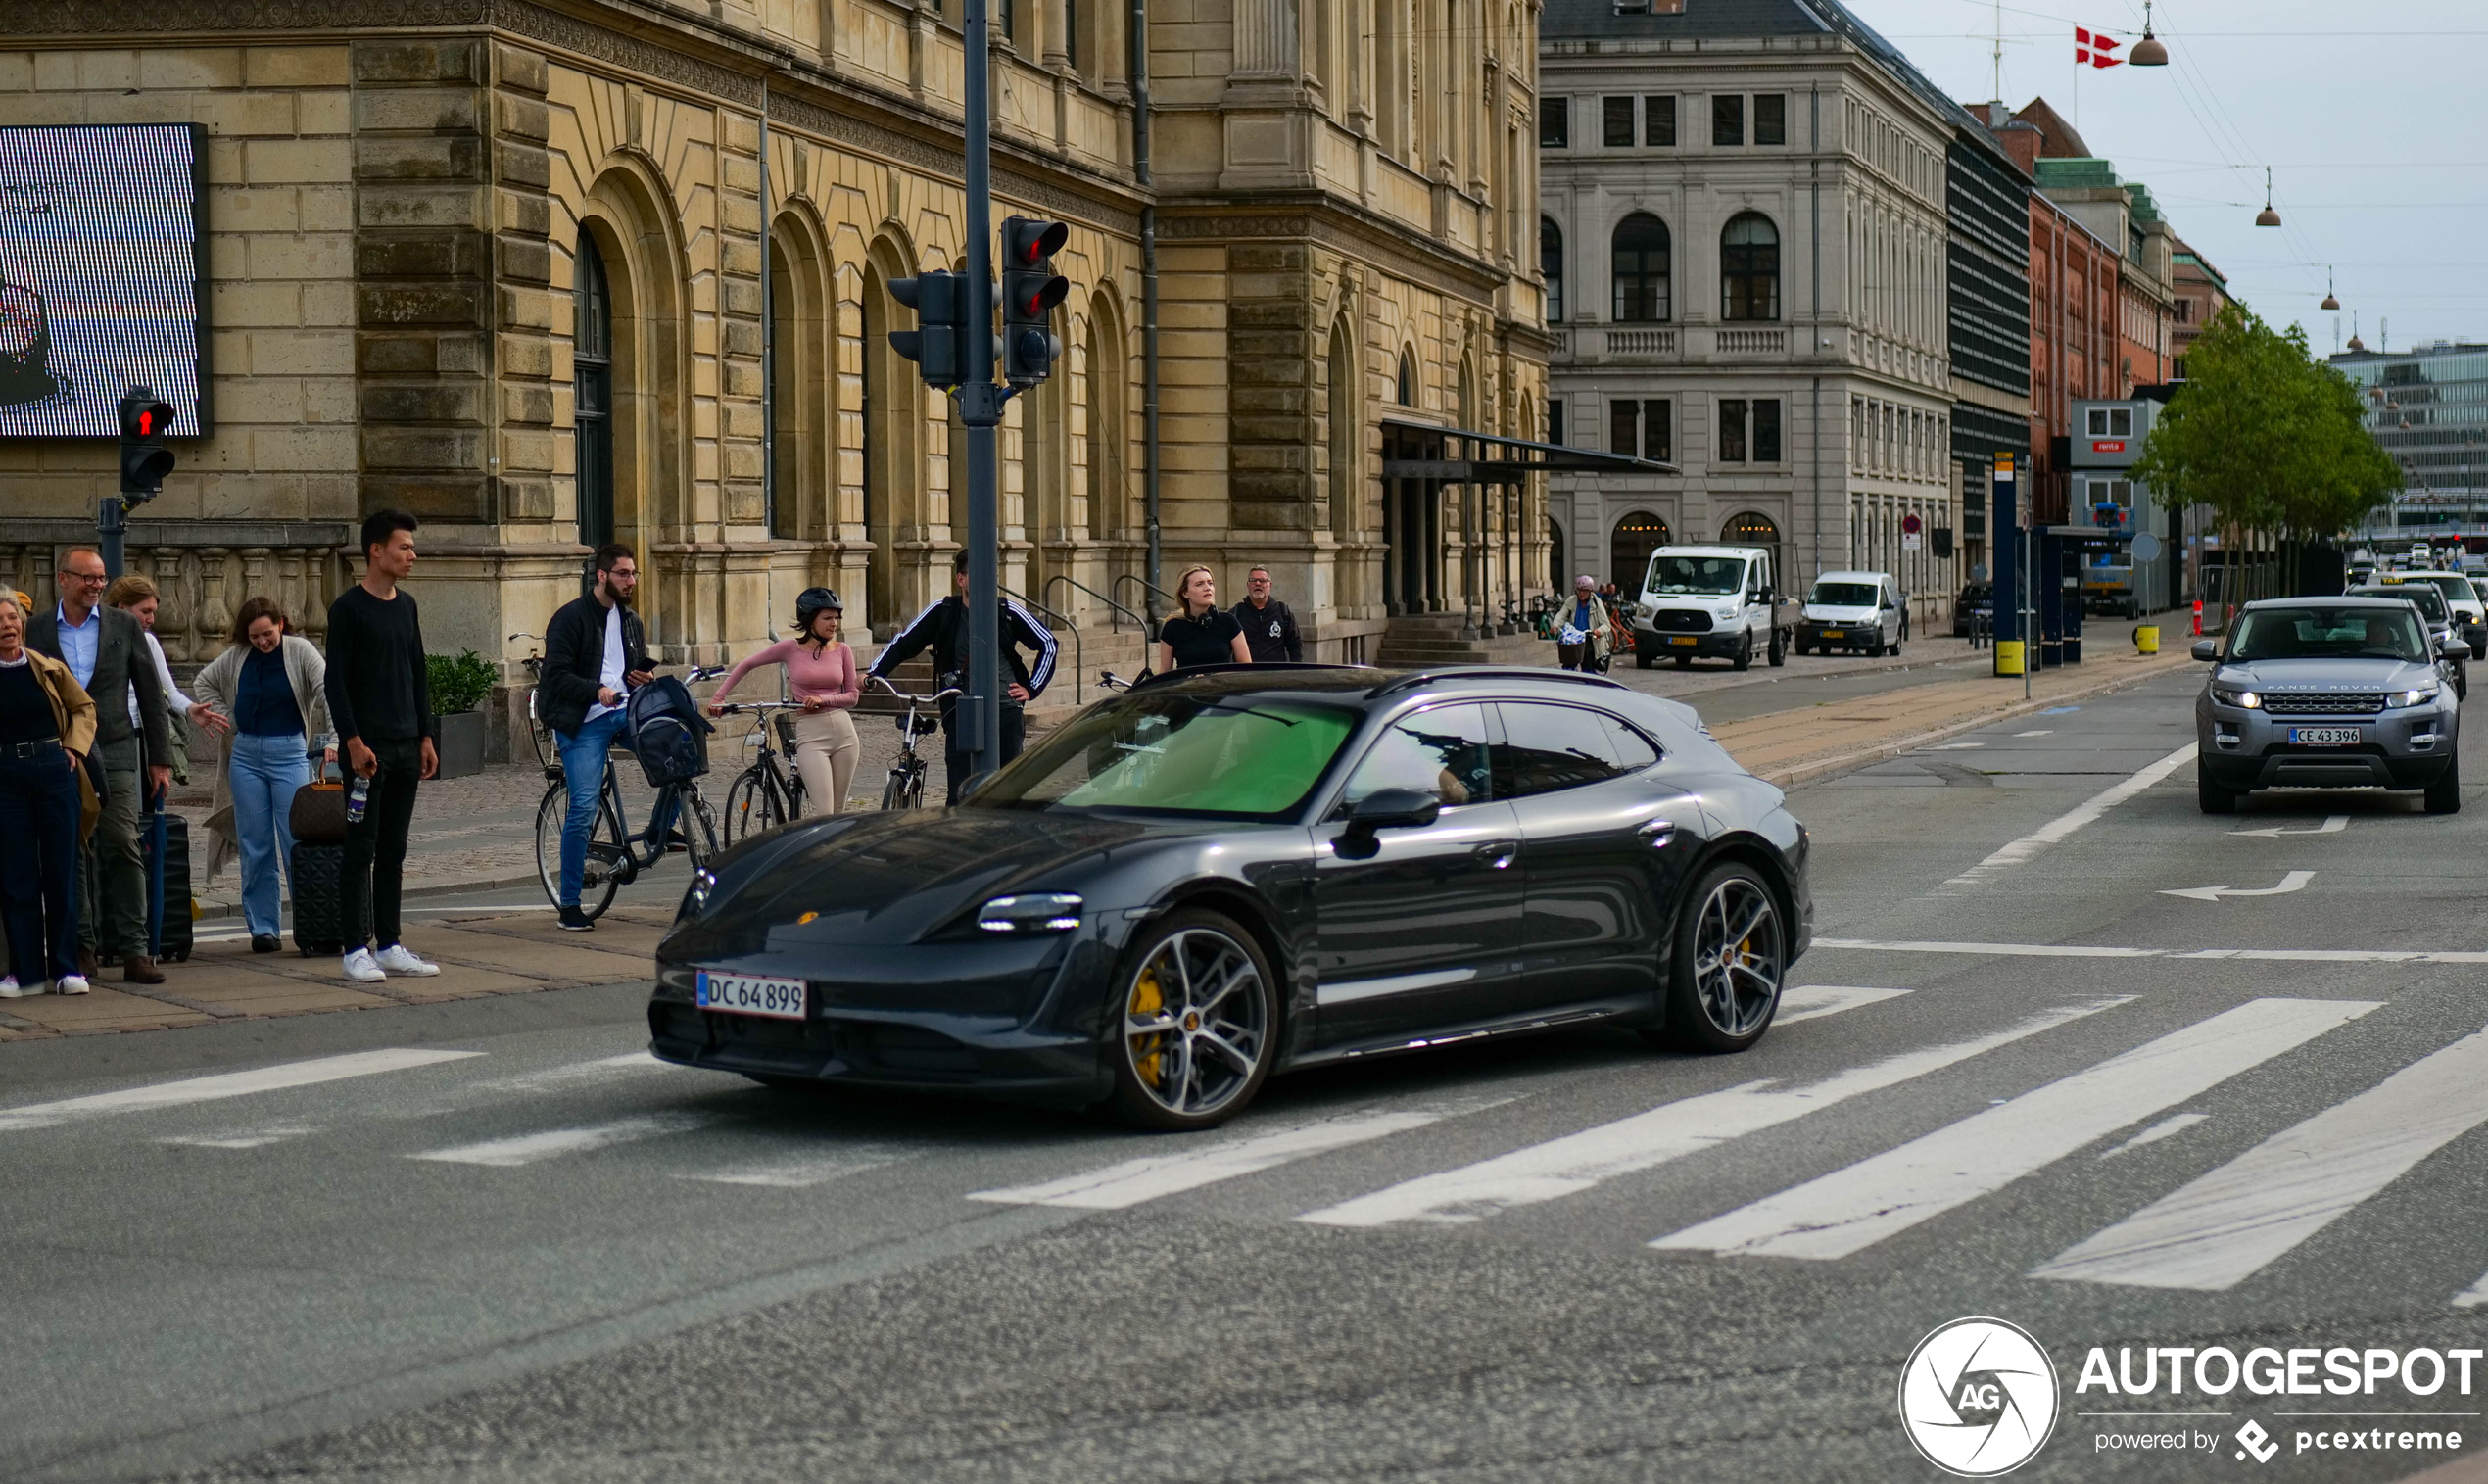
top-left (63, 569), bottom-right (107, 584)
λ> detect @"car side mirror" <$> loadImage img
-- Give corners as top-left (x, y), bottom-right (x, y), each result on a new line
top-left (956, 769), bottom-right (997, 802)
top-left (1332, 788), bottom-right (1442, 859)
top-left (2191, 639), bottom-right (2221, 662)
top-left (2442, 639), bottom-right (2473, 662)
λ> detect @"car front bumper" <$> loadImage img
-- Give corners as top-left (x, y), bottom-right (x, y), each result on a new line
top-left (2197, 700), bottom-right (2457, 790)
top-left (1797, 621), bottom-right (1882, 647)
top-left (1637, 623), bottom-right (1746, 657)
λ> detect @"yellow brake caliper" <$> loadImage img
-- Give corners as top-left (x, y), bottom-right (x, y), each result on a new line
top-left (1129, 966), bottom-right (1167, 1088)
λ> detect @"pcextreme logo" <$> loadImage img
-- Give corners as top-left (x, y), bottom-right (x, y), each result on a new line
top-left (1898, 1317), bottom-right (2061, 1476)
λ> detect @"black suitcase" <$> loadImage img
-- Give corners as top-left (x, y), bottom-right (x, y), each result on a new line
top-left (291, 840), bottom-right (353, 956)
top-left (153, 812), bottom-right (194, 963)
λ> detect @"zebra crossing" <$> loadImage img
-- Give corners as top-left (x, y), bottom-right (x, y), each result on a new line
top-left (9, 985), bottom-right (2488, 1310)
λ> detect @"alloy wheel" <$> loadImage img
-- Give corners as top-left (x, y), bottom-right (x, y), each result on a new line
top-left (1690, 876), bottom-right (1782, 1037)
top-left (1121, 927), bottom-right (1268, 1120)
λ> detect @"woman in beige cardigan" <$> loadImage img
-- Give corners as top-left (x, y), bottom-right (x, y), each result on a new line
top-left (192, 597), bottom-right (335, 955)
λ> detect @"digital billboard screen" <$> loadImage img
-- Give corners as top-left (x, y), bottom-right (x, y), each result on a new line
top-left (0, 122), bottom-right (209, 438)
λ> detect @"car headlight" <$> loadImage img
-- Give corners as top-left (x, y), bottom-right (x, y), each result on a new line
top-left (2211, 686), bottom-right (2262, 709)
top-left (1716, 604), bottom-right (1740, 619)
top-left (681, 866), bottom-right (719, 919)
top-left (978, 893), bottom-right (1083, 933)
top-left (2388, 686), bottom-right (2441, 708)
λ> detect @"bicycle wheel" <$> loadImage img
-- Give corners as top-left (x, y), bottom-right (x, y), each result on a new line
top-left (681, 789), bottom-right (721, 869)
top-left (724, 767), bottom-right (781, 843)
top-left (535, 782), bottom-right (623, 919)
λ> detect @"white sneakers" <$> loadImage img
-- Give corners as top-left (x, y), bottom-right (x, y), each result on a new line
top-left (374, 944), bottom-right (440, 977)
top-left (0, 976), bottom-right (36, 998)
top-left (54, 975), bottom-right (89, 996)
top-left (343, 944), bottom-right (442, 982)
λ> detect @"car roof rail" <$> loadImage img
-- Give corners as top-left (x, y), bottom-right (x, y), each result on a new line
top-left (1132, 660), bottom-right (1361, 689)
top-left (1366, 666), bottom-right (1628, 699)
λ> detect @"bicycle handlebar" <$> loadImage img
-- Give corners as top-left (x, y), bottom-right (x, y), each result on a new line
top-left (870, 675), bottom-right (962, 704)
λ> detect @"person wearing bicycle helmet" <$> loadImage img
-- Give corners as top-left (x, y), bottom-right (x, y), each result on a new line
top-left (708, 588), bottom-right (861, 818)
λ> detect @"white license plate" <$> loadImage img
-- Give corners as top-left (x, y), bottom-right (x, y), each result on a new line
top-left (2288, 727), bottom-right (2362, 746)
top-left (1670, 635), bottom-right (1699, 646)
top-left (696, 969), bottom-right (807, 1020)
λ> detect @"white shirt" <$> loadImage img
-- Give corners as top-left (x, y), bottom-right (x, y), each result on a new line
top-left (128, 630), bottom-right (196, 731)
top-left (584, 602), bottom-right (626, 722)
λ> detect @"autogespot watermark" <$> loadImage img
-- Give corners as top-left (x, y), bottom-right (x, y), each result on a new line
top-left (1901, 1319), bottom-right (2482, 1474)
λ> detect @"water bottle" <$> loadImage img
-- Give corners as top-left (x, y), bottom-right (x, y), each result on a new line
top-left (346, 771), bottom-right (370, 826)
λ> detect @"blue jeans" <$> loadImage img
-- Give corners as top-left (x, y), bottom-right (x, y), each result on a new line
top-left (556, 710), bottom-right (682, 907)
top-left (229, 732), bottom-right (310, 938)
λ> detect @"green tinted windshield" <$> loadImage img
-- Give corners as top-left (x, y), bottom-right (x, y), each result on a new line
top-left (2228, 606), bottom-right (2427, 662)
top-left (971, 694), bottom-right (1360, 819)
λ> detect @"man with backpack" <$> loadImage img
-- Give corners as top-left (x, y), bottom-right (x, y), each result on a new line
top-left (324, 510), bottom-right (443, 983)
top-left (538, 543), bottom-right (660, 933)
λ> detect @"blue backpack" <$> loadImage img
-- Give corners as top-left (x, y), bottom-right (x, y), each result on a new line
top-left (624, 675), bottom-right (714, 787)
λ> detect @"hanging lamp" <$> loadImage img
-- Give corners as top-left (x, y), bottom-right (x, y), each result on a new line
top-left (2130, 1), bottom-right (2170, 66)
top-left (2321, 266), bottom-right (2339, 312)
top-left (2256, 168), bottom-right (2281, 227)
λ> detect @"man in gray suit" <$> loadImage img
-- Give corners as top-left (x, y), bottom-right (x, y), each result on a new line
top-left (28, 547), bottom-right (171, 985)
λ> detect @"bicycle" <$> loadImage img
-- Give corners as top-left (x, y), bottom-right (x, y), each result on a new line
top-left (506, 633), bottom-right (555, 771)
top-left (531, 664), bottom-right (727, 921)
top-left (872, 675), bottom-right (960, 810)
top-left (713, 700), bottom-right (807, 841)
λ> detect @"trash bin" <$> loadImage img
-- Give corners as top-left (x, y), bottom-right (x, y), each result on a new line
top-left (1995, 640), bottom-right (2026, 676)
top-left (2133, 624), bottom-right (2160, 654)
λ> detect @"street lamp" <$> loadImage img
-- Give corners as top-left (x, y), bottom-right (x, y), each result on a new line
top-left (2321, 266), bottom-right (2339, 312)
top-left (2130, 0), bottom-right (2170, 67)
top-left (2256, 168), bottom-right (2281, 228)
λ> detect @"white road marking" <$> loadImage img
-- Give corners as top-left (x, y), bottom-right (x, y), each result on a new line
top-left (1775, 985), bottom-right (1913, 1025)
top-left (1294, 999), bottom-right (2127, 1229)
top-left (1814, 937), bottom-right (2488, 965)
top-left (1943, 742), bottom-right (2197, 886)
top-left (157, 1125), bottom-right (319, 1150)
top-left (2456, 1273), bottom-right (2488, 1310)
top-left (409, 1113), bottom-right (718, 1167)
top-left (682, 1149), bottom-right (914, 1188)
top-left (2160, 871), bottom-right (2317, 903)
top-left (2230, 816), bottom-right (2349, 838)
top-left (970, 1108), bottom-right (1447, 1210)
top-left (466, 1051), bottom-right (665, 1095)
top-left (2097, 1113), bottom-right (2210, 1160)
top-left (1922, 742), bottom-right (1986, 751)
top-left (2032, 1027), bottom-right (2488, 1291)
top-left (1651, 998), bottom-right (2377, 1262)
top-left (2015, 730), bottom-right (2054, 738)
top-left (0, 1049), bottom-right (486, 1132)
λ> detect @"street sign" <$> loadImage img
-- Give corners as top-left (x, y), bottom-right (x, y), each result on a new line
top-left (1902, 512), bottom-right (1923, 535)
top-left (1902, 530), bottom-right (1923, 551)
top-left (2131, 531), bottom-right (2163, 562)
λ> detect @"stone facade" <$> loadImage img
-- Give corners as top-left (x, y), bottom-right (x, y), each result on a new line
top-left (0, 0), bottom-right (1549, 718)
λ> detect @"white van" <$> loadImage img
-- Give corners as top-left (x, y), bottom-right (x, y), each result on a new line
top-left (1633, 545), bottom-right (1796, 670)
top-left (1797, 570), bottom-right (1906, 656)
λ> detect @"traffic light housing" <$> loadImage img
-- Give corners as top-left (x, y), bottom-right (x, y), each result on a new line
top-left (888, 270), bottom-right (966, 389)
top-left (1000, 215), bottom-right (1069, 387)
top-left (117, 385), bottom-right (176, 503)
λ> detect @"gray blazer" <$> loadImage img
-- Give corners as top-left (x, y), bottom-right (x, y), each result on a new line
top-left (27, 603), bottom-right (170, 770)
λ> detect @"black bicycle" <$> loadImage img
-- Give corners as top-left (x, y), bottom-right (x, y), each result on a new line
top-left (714, 700), bottom-right (806, 841)
top-left (873, 675), bottom-right (960, 811)
top-left (531, 665), bottom-right (727, 921)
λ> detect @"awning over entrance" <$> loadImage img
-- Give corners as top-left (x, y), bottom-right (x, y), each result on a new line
top-left (1379, 418), bottom-right (1678, 483)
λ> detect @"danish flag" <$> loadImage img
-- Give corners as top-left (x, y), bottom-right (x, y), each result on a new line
top-left (2076, 26), bottom-right (2125, 68)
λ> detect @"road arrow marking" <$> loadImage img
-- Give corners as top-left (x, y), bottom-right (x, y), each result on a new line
top-left (2229, 815), bottom-right (2349, 838)
top-left (2159, 871), bottom-right (2316, 903)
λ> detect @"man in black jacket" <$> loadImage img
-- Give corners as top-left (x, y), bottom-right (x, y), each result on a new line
top-left (1230, 565), bottom-right (1304, 664)
top-left (28, 547), bottom-right (170, 986)
top-left (866, 551), bottom-right (1058, 802)
top-left (539, 544), bottom-right (657, 931)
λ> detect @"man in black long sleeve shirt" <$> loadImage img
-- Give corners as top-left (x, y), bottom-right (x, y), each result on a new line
top-left (1230, 565), bottom-right (1304, 663)
top-left (866, 552), bottom-right (1058, 802)
top-left (324, 510), bottom-right (442, 986)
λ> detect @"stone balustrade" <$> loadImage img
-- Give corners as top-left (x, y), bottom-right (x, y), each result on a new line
top-left (0, 520), bottom-right (353, 664)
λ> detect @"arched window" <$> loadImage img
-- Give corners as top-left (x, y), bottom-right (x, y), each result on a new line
top-left (1610, 213), bottom-right (1671, 322)
top-left (1541, 216), bottom-right (1565, 321)
top-left (1396, 347), bottom-right (1416, 407)
top-left (1610, 510), bottom-right (1672, 592)
top-left (1720, 510), bottom-right (1780, 546)
top-left (573, 230), bottom-right (614, 562)
top-left (1722, 213), bottom-right (1780, 321)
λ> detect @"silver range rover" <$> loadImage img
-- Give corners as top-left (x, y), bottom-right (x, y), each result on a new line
top-left (2194, 597), bottom-right (2468, 815)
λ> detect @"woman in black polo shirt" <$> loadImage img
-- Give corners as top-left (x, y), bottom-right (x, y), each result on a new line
top-left (1156, 565), bottom-right (1252, 673)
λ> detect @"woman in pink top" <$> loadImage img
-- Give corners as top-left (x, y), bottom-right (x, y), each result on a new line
top-left (707, 588), bottom-right (861, 815)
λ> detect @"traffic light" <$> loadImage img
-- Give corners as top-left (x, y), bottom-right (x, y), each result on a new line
top-left (999, 215), bottom-right (1069, 387)
top-left (888, 270), bottom-right (966, 389)
top-left (117, 385), bottom-right (176, 503)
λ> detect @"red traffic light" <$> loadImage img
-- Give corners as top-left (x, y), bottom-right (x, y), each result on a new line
top-left (1002, 216), bottom-right (1068, 266)
top-left (119, 394), bottom-right (175, 441)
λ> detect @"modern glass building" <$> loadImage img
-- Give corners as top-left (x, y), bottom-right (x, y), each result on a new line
top-left (2333, 342), bottom-right (2488, 539)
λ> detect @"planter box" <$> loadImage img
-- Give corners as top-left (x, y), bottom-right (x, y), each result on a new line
top-left (435, 710), bottom-right (486, 780)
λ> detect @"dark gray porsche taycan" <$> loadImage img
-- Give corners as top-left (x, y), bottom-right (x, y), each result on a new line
top-left (650, 665), bottom-right (1812, 1129)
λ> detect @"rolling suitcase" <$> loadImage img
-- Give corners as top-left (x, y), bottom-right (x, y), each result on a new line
top-left (290, 840), bottom-right (353, 957)
top-left (149, 810), bottom-right (194, 963)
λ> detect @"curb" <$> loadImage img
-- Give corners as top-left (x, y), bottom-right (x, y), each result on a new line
top-left (196, 868), bottom-right (547, 924)
top-left (1756, 653), bottom-right (2197, 790)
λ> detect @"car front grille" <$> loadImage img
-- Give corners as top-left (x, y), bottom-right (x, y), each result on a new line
top-left (1648, 609), bottom-right (1712, 634)
top-left (2264, 692), bottom-right (2387, 716)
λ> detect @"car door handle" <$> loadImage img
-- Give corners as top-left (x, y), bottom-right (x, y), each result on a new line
top-left (1636, 818), bottom-right (1676, 848)
top-left (1472, 839), bottom-right (1519, 870)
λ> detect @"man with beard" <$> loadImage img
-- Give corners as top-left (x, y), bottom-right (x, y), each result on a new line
top-left (539, 543), bottom-right (659, 932)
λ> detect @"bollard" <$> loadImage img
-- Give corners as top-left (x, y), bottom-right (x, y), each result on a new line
top-left (2192, 598), bottom-right (2203, 637)
top-left (1995, 639), bottom-right (2026, 676)
top-left (2133, 624), bottom-right (2160, 654)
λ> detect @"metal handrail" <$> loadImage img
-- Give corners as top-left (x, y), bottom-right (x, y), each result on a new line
top-left (1113, 571), bottom-right (1179, 635)
top-left (1044, 572), bottom-right (1149, 635)
top-left (1002, 586), bottom-right (1082, 706)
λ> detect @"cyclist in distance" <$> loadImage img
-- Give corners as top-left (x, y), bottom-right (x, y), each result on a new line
top-left (539, 542), bottom-right (662, 933)
top-left (706, 588), bottom-right (861, 817)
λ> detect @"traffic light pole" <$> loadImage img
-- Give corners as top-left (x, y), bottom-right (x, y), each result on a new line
top-left (958, 0), bottom-right (1003, 779)
top-left (97, 494), bottom-right (129, 580)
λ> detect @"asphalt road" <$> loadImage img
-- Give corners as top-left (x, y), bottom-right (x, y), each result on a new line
top-left (7, 665), bottom-right (2487, 1484)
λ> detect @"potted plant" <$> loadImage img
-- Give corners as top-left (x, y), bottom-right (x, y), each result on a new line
top-left (425, 648), bottom-right (496, 781)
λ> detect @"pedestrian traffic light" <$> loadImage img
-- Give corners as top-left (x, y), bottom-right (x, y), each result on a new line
top-left (117, 385), bottom-right (176, 503)
top-left (999, 215), bottom-right (1069, 387)
top-left (888, 270), bottom-right (966, 389)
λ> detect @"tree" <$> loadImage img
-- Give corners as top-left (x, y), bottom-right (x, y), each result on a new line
top-left (2132, 303), bottom-right (2400, 599)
